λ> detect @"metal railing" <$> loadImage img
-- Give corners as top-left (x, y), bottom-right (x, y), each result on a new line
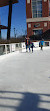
top-left (0, 43), bottom-right (23, 56)
top-left (0, 41), bottom-right (50, 56)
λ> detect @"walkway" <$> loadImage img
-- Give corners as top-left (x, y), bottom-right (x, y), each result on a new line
top-left (0, 49), bottom-right (50, 111)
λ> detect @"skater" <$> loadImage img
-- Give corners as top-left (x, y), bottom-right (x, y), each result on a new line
top-left (25, 37), bottom-right (28, 52)
top-left (31, 42), bottom-right (34, 53)
top-left (40, 39), bottom-right (44, 50)
top-left (28, 38), bottom-right (31, 52)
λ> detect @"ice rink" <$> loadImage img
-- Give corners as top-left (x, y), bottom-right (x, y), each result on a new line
top-left (0, 48), bottom-right (50, 111)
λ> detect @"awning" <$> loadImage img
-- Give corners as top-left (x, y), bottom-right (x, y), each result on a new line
top-left (0, 25), bottom-right (8, 29)
top-left (0, 0), bottom-right (18, 7)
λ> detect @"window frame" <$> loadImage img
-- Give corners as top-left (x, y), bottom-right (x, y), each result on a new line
top-left (32, 0), bottom-right (42, 18)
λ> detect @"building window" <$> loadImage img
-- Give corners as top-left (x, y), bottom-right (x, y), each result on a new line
top-left (44, 0), bottom-right (47, 2)
top-left (32, 0), bottom-right (42, 18)
top-left (33, 29), bottom-right (43, 35)
top-left (28, 24), bottom-right (31, 28)
top-left (27, 0), bottom-right (30, 3)
top-left (44, 22), bottom-right (47, 27)
top-left (49, 0), bottom-right (50, 16)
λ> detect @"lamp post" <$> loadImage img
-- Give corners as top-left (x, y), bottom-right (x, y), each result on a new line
top-left (16, 30), bottom-right (17, 36)
top-left (14, 28), bottom-right (15, 38)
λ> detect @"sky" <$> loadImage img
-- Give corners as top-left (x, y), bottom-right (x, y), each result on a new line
top-left (0, 0), bottom-right (27, 39)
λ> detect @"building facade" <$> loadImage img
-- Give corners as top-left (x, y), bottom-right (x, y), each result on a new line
top-left (26, 0), bottom-right (50, 37)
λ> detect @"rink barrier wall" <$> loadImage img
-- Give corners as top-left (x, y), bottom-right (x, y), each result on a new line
top-left (0, 41), bottom-right (50, 55)
top-left (0, 42), bottom-right (26, 56)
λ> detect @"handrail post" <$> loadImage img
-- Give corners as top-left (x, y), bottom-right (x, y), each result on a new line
top-left (5, 44), bottom-right (7, 54)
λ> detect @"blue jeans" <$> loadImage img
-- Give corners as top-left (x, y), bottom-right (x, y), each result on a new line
top-left (29, 45), bottom-right (30, 51)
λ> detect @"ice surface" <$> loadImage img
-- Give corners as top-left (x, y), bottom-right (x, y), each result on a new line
top-left (0, 48), bottom-right (50, 111)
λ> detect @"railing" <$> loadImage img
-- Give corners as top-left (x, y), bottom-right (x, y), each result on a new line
top-left (0, 41), bottom-right (50, 56)
top-left (0, 43), bottom-right (25, 56)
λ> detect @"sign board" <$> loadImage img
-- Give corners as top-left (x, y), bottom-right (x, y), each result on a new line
top-left (45, 42), bottom-right (49, 46)
top-left (34, 23), bottom-right (40, 28)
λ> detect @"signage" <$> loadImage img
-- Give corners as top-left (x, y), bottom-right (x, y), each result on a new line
top-left (34, 23), bottom-right (40, 28)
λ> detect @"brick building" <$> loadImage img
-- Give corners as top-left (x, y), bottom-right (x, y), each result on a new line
top-left (26, 0), bottom-right (50, 38)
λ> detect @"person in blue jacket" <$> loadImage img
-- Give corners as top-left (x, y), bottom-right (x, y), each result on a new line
top-left (40, 39), bottom-right (44, 50)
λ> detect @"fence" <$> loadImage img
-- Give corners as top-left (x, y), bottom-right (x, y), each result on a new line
top-left (0, 42), bottom-right (25, 56)
top-left (0, 41), bottom-right (50, 55)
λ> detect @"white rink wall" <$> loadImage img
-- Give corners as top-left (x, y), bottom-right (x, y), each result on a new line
top-left (0, 43), bottom-right (22, 55)
top-left (0, 41), bottom-right (50, 56)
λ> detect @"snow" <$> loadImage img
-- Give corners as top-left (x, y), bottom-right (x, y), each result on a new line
top-left (0, 47), bottom-right (50, 111)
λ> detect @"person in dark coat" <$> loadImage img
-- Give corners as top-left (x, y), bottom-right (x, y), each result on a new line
top-left (25, 37), bottom-right (28, 52)
top-left (28, 38), bottom-right (31, 52)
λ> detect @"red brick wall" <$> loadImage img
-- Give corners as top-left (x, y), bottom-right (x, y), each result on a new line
top-left (42, 0), bottom-right (49, 17)
top-left (27, 21), bottom-right (49, 37)
top-left (26, 0), bottom-right (32, 18)
top-left (48, 21), bottom-right (50, 28)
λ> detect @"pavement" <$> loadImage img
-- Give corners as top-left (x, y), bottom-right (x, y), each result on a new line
top-left (0, 48), bottom-right (50, 111)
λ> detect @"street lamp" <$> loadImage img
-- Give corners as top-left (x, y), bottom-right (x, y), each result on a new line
top-left (14, 28), bottom-right (15, 38)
